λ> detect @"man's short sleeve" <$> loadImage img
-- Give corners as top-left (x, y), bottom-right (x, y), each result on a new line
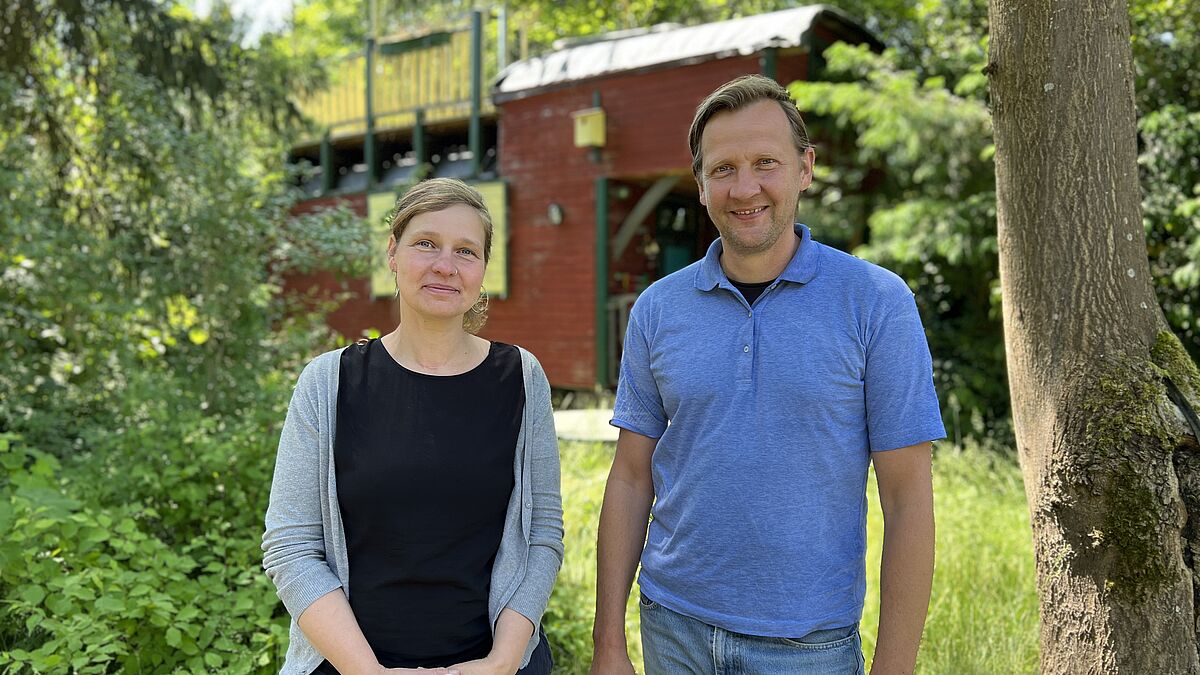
top-left (611, 305), bottom-right (668, 439)
top-left (863, 292), bottom-right (946, 452)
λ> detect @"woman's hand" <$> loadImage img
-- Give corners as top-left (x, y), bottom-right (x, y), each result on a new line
top-left (442, 656), bottom-right (517, 675)
top-left (382, 668), bottom-right (460, 675)
top-left (446, 608), bottom-right (532, 675)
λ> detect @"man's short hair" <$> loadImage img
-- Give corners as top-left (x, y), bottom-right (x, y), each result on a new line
top-left (688, 74), bottom-right (812, 178)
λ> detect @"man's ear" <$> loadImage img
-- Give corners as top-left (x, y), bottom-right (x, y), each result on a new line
top-left (799, 147), bottom-right (817, 191)
top-left (696, 177), bottom-right (708, 207)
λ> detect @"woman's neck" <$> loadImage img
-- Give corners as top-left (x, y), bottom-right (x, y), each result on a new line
top-left (382, 321), bottom-right (486, 375)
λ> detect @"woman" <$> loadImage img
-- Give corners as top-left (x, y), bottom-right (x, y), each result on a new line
top-left (263, 178), bottom-right (564, 675)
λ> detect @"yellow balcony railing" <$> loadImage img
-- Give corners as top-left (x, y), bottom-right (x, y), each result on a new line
top-left (298, 27), bottom-right (498, 144)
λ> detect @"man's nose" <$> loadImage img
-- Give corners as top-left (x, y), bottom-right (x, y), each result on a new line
top-left (729, 170), bottom-right (761, 200)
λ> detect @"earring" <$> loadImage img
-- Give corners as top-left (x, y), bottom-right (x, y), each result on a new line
top-left (469, 286), bottom-right (489, 314)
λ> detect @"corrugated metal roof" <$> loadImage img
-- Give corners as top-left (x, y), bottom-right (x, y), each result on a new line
top-left (494, 5), bottom-right (862, 97)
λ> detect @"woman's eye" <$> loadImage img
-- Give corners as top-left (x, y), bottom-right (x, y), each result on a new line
top-left (415, 240), bottom-right (434, 248)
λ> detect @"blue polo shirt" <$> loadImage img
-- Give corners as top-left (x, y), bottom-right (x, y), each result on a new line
top-left (612, 223), bottom-right (945, 637)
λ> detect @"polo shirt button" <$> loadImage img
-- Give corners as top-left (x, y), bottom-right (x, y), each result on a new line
top-left (743, 345), bottom-right (750, 353)
top-left (747, 310), bottom-right (752, 317)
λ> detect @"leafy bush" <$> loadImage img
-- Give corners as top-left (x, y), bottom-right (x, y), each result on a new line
top-left (1141, 106), bottom-right (1200, 359)
top-left (0, 2), bottom-right (362, 671)
top-left (0, 426), bottom-right (291, 673)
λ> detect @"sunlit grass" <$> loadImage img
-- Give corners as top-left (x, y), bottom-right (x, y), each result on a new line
top-left (545, 441), bottom-right (1039, 674)
top-left (543, 441), bottom-right (643, 675)
top-left (862, 444), bottom-right (1040, 673)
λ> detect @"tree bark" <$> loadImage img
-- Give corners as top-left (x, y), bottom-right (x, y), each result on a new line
top-left (988, 0), bottom-right (1200, 672)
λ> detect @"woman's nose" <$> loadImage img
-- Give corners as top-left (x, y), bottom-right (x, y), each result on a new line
top-left (431, 253), bottom-right (457, 276)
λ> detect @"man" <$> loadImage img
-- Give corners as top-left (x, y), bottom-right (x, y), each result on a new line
top-left (590, 74), bottom-right (945, 675)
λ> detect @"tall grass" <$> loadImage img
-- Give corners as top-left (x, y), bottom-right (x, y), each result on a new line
top-left (542, 441), bottom-right (643, 674)
top-left (862, 444), bottom-right (1040, 673)
top-left (544, 441), bottom-right (1039, 673)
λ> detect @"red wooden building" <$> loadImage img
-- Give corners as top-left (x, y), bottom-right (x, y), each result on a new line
top-left (287, 6), bottom-right (879, 389)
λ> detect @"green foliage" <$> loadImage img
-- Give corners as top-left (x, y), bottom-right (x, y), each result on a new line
top-left (0, 0), bottom-right (367, 452)
top-left (1141, 107), bottom-right (1200, 358)
top-left (1130, 0), bottom-right (1200, 113)
top-left (0, 0), bottom-right (364, 670)
top-left (275, 192), bottom-right (375, 278)
top-left (0, 431), bottom-right (290, 673)
top-left (1, 0), bottom-right (312, 147)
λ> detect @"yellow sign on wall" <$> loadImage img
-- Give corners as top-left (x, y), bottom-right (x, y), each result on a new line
top-left (367, 181), bottom-right (508, 298)
top-left (571, 107), bottom-right (606, 147)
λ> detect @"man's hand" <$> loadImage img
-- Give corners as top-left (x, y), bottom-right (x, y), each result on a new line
top-left (589, 646), bottom-right (637, 675)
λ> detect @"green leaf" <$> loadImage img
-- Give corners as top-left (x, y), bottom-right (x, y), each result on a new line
top-left (20, 585), bottom-right (45, 605)
top-left (95, 596), bottom-right (124, 612)
top-left (165, 626), bottom-right (182, 647)
top-left (0, 501), bottom-right (14, 536)
top-left (45, 594), bottom-right (73, 615)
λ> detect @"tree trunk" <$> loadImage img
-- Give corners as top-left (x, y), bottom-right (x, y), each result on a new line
top-left (988, 0), bottom-right (1200, 672)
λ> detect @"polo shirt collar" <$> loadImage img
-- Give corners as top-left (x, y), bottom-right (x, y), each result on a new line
top-left (694, 223), bottom-right (821, 291)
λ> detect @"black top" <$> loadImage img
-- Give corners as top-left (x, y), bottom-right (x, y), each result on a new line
top-left (315, 339), bottom-right (523, 674)
top-left (730, 277), bottom-right (774, 306)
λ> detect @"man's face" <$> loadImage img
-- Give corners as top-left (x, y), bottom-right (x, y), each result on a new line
top-left (696, 99), bottom-right (814, 258)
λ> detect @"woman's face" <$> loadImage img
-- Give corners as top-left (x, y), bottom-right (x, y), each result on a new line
top-left (389, 203), bottom-right (487, 326)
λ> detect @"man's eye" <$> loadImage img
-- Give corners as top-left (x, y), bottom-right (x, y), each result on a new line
top-left (458, 248), bottom-right (478, 257)
top-left (758, 158), bottom-right (777, 167)
top-left (415, 240), bottom-right (434, 248)
top-left (712, 165), bottom-right (732, 175)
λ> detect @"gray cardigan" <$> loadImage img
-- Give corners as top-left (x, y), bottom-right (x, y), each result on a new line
top-left (262, 345), bottom-right (564, 675)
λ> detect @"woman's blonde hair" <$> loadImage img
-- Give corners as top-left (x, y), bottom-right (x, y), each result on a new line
top-left (389, 178), bottom-right (494, 333)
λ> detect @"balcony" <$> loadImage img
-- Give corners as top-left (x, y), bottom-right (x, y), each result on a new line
top-left (294, 20), bottom-right (501, 151)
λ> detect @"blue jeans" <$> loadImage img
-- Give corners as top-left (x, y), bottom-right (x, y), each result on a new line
top-left (639, 593), bottom-right (865, 675)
